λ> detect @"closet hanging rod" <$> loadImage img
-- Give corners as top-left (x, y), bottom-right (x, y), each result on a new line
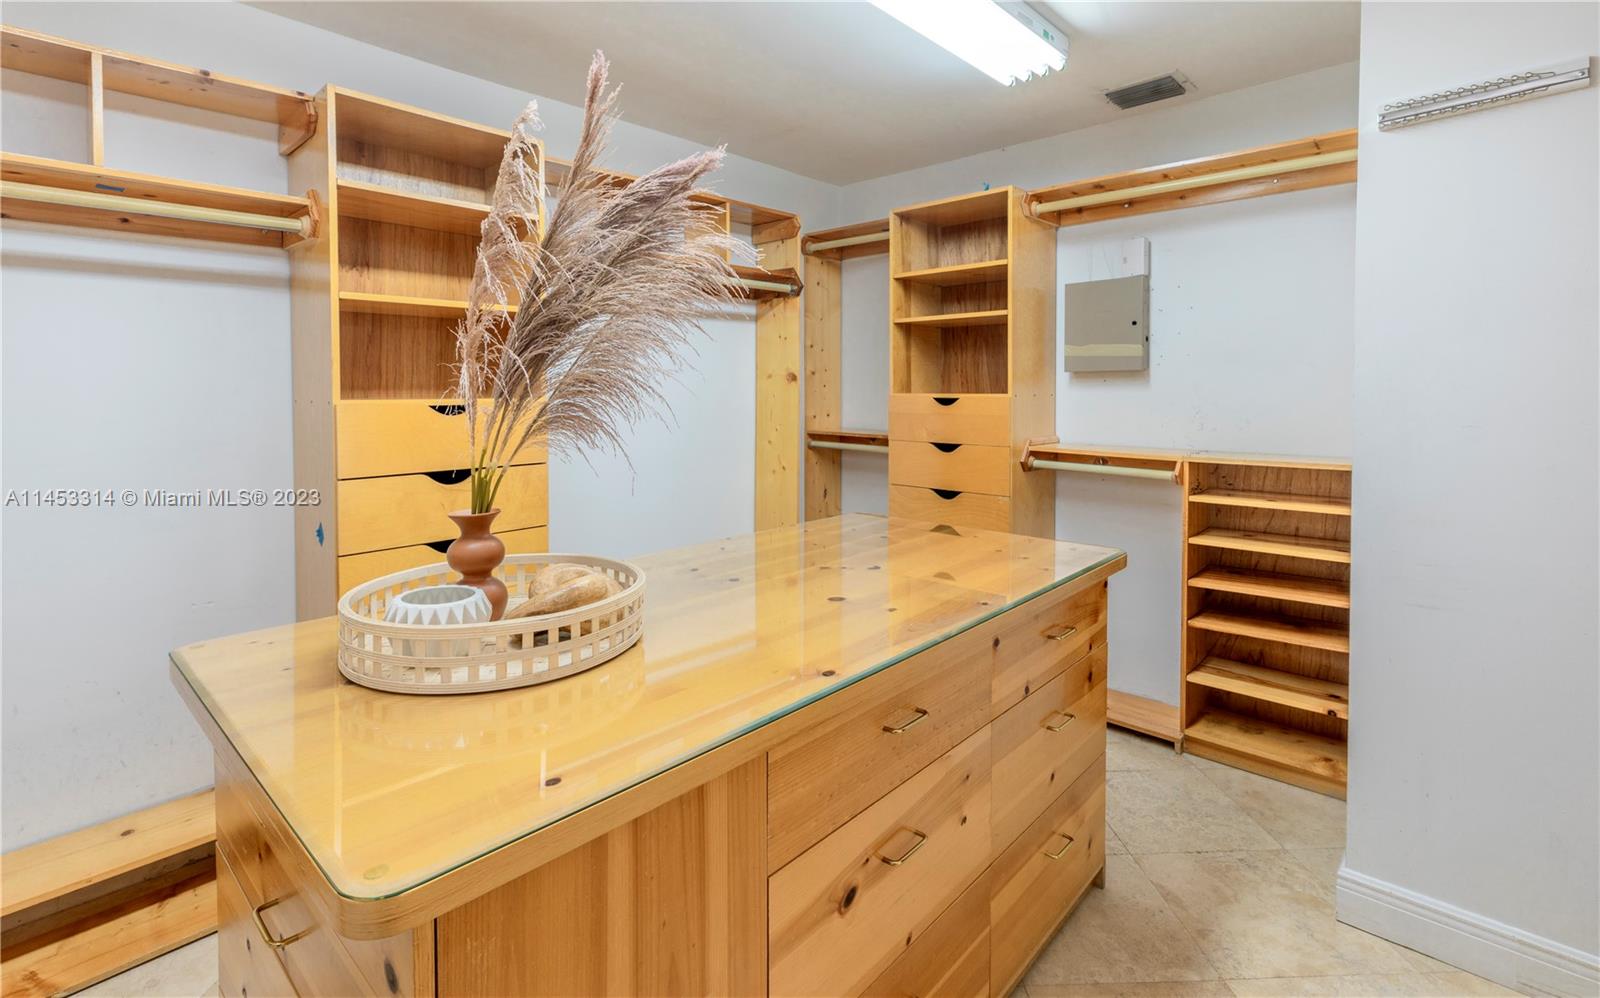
top-left (1031, 148), bottom-right (1358, 216)
top-left (806, 231), bottom-right (890, 253)
top-left (807, 440), bottom-right (889, 455)
top-left (0, 180), bottom-right (314, 236)
top-left (1028, 458), bottom-right (1179, 482)
top-left (736, 276), bottom-right (800, 295)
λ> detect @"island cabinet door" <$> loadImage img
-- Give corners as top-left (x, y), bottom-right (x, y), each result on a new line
top-left (990, 579), bottom-right (1108, 714)
top-left (768, 727), bottom-right (992, 998)
top-left (434, 757), bottom-right (767, 998)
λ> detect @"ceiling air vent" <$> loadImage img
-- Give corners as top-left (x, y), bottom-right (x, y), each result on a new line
top-left (1105, 73), bottom-right (1188, 110)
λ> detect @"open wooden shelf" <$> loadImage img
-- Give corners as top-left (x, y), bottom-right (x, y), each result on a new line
top-left (894, 308), bottom-right (1009, 329)
top-left (1189, 609), bottom-right (1349, 653)
top-left (333, 87), bottom-right (507, 170)
top-left (807, 429), bottom-right (889, 448)
top-left (0, 153), bottom-right (314, 247)
top-left (336, 179), bottom-right (488, 235)
top-left (1189, 488), bottom-right (1351, 516)
top-left (1188, 567), bottom-right (1349, 608)
top-left (894, 259), bottom-right (1008, 286)
top-left (1, 25), bottom-right (316, 153)
top-left (896, 187), bottom-right (1011, 226)
top-left (1188, 657), bottom-right (1348, 719)
top-left (1184, 709), bottom-right (1348, 798)
top-left (802, 218), bottom-right (889, 260)
top-left (338, 292), bottom-right (507, 319)
top-left (1189, 527), bottom-right (1350, 564)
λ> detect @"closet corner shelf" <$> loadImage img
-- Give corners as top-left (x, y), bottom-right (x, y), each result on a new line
top-left (1188, 527), bottom-right (1351, 564)
top-left (1188, 657), bottom-right (1349, 720)
top-left (338, 291), bottom-right (513, 320)
top-left (1189, 488), bottom-right (1351, 516)
top-left (1184, 710), bottom-right (1348, 799)
top-left (335, 179), bottom-right (489, 235)
top-left (807, 429), bottom-right (889, 454)
top-left (894, 308), bottom-right (1008, 329)
top-left (1188, 608), bottom-right (1350, 654)
top-left (802, 218), bottom-right (889, 259)
top-left (0, 152), bottom-right (315, 247)
top-left (893, 259), bottom-right (1008, 286)
top-left (895, 186), bottom-right (1013, 225)
top-left (1188, 567), bottom-right (1350, 609)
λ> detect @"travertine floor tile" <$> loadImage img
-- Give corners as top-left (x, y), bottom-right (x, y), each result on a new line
top-left (1108, 769), bottom-right (1281, 855)
top-left (1285, 846), bottom-right (1345, 890)
top-left (1023, 855), bottom-right (1219, 987)
top-left (1189, 757), bottom-right (1347, 850)
top-left (1225, 972), bottom-right (1519, 996)
top-left (1031, 982), bottom-right (1234, 997)
top-left (78, 934), bottom-right (218, 998)
top-left (1136, 850), bottom-right (1415, 980)
top-left (1108, 728), bottom-right (1192, 773)
top-left (1107, 822), bottom-right (1129, 855)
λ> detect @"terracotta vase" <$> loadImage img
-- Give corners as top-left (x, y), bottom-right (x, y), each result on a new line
top-left (446, 509), bottom-right (508, 620)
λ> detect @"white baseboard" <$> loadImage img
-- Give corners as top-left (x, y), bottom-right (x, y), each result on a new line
top-left (1336, 865), bottom-right (1600, 997)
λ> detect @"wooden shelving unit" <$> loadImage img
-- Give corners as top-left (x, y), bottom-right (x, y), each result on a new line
top-left (1181, 455), bottom-right (1353, 797)
top-left (885, 187), bottom-right (1057, 537)
top-left (0, 26), bottom-right (318, 247)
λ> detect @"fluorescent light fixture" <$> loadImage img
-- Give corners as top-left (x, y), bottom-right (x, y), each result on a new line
top-left (872, 0), bottom-right (1068, 86)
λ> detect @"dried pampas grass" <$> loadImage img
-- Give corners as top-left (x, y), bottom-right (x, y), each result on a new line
top-left (456, 51), bottom-right (747, 514)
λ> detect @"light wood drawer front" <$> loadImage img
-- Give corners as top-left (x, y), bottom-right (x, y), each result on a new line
top-left (218, 852), bottom-right (298, 998)
top-left (770, 728), bottom-right (992, 998)
top-left (336, 401), bottom-right (546, 479)
top-left (890, 393), bottom-right (1010, 446)
top-left (215, 756), bottom-right (421, 998)
top-left (889, 442), bottom-right (1012, 495)
top-left (991, 657), bottom-right (1107, 851)
top-left (768, 625), bottom-right (992, 870)
top-left (337, 464), bottom-right (547, 555)
top-left (337, 525), bottom-right (547, 594)
top-left (990, 755), bottom-right (1107, 996)
top-left (863, 868), bottom-right (991, 998)
top-left (992, 580), bottom-right (1108, 714)
top-left (889, 485), bottom-right (1011, 532)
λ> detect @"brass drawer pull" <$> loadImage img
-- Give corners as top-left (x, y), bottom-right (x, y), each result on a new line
top-left (251, 897), bottom-right (313, 950)
top-left (1043, 833), bottom-right (1076, 860)
top-left (1043, 711), bottom-right (1076, 732)
top-left (1044, 624), bottom-right (1078, 642)
top-left (881, 707), bottom-right (929, 734)
top-left (878, 828), bottom-right (929, 867)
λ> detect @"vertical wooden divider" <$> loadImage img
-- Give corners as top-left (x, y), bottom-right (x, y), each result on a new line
top-left (87, 52), bottom-right (104, 166)
top-left (803, 254), bottom-right (841, 520)
top-left (755, 229), bottom-right (803, 530)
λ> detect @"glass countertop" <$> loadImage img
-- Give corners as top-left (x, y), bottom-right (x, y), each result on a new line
top-left (171, 514), bottom-right (1123, 900)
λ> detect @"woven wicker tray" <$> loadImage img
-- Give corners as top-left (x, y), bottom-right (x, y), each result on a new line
top-left (337, 553), bottom-right (645, 694)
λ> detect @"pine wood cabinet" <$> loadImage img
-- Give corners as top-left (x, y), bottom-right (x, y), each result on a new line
top-left (175, 515), bottom-right (1125, 996)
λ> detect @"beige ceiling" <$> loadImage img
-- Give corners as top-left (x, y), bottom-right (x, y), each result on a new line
top-left (252, 1), bottom-right (1360, 185)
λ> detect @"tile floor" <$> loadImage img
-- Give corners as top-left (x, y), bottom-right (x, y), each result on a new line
top-left (92, 729), bottom-right (1515, 998)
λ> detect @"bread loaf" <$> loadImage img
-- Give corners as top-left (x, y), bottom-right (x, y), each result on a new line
top-left (509, 570), bottom-right (612, 618)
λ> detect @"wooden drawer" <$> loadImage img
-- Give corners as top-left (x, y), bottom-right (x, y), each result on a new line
top-left (890, 393), bottom-right (1010, 446)
top-left (337, 463), bottom-right (547, 555)
top-left (863, 868), bottom-right (991, 998)
top-left (218, 852), bottom-right (297, 998)
top-left (889, 441), bottom-right (1012, 495)
top-left (889, 484), bottom-right (1011, 532)
top-left (770, 728), bottom-right (992, 998)
top-left (990, 755), bottom-right (1107, 996)
top-left (768, 625), bottom-right (992, 870)
top-left (991, 655), bottom-right (1107, 851)
top-left (214, 755), bottom-right (424, 997)
top-left (992, 580), bottom-right (1108, 713)
top-left (336, 400), bottom-right (545, 479)
top-left (337, 525), bottom-right (547, 594)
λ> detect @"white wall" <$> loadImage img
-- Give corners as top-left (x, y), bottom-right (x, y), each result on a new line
top-left (833, 63), bottom-right (1359, 705)
top-left (1338, 4), bottom-right (1600, 993)
top-left (0, 1), bottom-right (836, 849)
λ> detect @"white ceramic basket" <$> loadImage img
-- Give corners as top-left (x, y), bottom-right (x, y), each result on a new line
top-left (337, 553), bottom-right (646, 695)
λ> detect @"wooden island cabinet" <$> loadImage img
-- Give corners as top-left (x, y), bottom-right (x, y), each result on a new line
top-left (172, 515), bottom-right (1125, 997)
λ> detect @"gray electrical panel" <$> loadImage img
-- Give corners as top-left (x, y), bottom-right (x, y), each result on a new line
top-left (1063, 274), bottom-right (1149, 372)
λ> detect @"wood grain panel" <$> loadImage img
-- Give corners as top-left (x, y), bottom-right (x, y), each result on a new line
top-left (335, 400), bottom-right (545, 479)
top-left (336, 526), bottom-right (548, 595)
top-left (992, 583), bottom-right (1107, 714)
top-left (888, 392), bottom-right (1011, 446)
top-left (336, 464), bottom-right (547, 555)
top-left (770, 729), bottom-right (991, 998)
top-left (767, 624), bottom-right (991, 870)
top-left (436, 758), bottom-right (766, 997)
top-left (862, 868), bottom-right (991, 998)
top-left (991, 660), bottom-right (1106, 851)
top-left (889, 441), bottom-right (1012, 495)
top-left (888, 484), bottom-right (1011, 532)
